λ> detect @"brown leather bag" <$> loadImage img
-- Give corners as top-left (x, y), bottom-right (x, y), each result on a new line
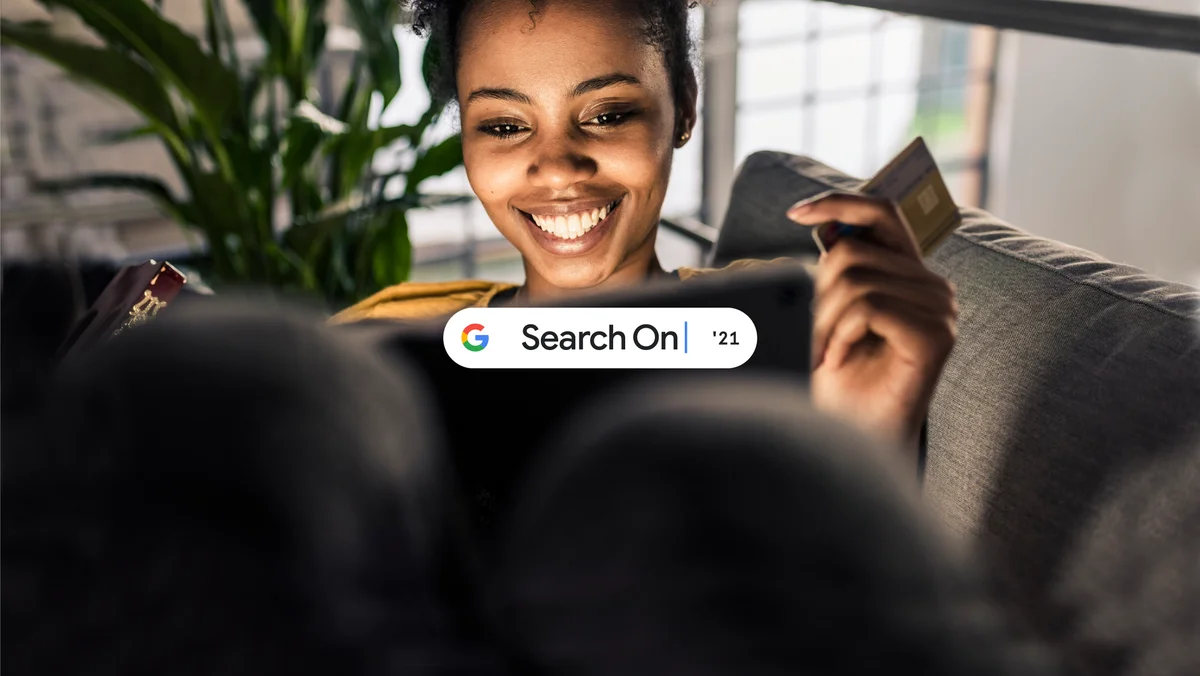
top-left (56, 260), bottom-right (189, 360)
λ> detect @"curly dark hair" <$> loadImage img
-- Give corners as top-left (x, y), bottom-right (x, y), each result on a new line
top-left (408, 0), bottom-right (702, 108)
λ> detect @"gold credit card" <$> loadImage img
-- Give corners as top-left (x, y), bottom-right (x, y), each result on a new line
top-left (805, 137), bottom-right (962, 257)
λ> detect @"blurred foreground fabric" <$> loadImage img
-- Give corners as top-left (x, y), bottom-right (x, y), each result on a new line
top-left (6, 298), bottom-right (1195, 675)
top-left (1, 299), bottom-right (498, 675)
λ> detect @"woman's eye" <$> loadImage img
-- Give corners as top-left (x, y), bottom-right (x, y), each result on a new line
top-left (588, 110), bottom-right (637, 127)
top-left (479, 123), bottom-right (527, 139)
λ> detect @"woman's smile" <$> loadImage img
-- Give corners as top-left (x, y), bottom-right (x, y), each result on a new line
top-left (515, 195), bottom-right (626, 256)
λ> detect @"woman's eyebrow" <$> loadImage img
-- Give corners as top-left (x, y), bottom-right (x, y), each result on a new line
top-left (572, 73), bottom-right (641, 97)
top-left (465, 73), bottom-right (641, 105)
top-left (466, 87), bottom-right (532, 105)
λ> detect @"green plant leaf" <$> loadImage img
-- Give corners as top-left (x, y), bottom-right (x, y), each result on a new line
top-left (293, 99), bottom-right (350, 135)
top-left (220, 131), bottom-right (272, 208)
top-left (240, 69), bottom-right (266, 113)
top-left (299, 0), bottom-right (330, 66)
top-left (280, 124), bottom-right (324, 189)
top-left (283, 194), bottom-right (428, 264)
top-left (406, 133), bottom-right (463, 195)
top-left (268, 0), bottom-right (329, 101)
top-left (370, 209), bottom-right (411, 291)
top-left (286, 190), bottom-right (470, 266)
top-left (239, 0), bottom-right (286, 72)
top-left (289, 176), bottom-right (324, 230)
top-left (328, 56), bottom-right (366, 198)
top-left (45, 0), bottom-right (242, 128)
top-left (90, 123), bottom-right (157, 145)
top-left (403, 104), bottom-right (443, 152)
top-left (203, 0), bottom-right (221, 56)
top-left (344, 0), bottom-right (402, 106)
top-left (303, 19), bottom-right (328, 82)
top-left (336, 122), bottom-right (421, 191)
top-left (205, 0), bottom-right (242, 75)
top-left (34, 172), bottom-right (193, 224)
top-left (0, 20), bottom-right (183, 142)
top-left (283, 209), bottom-right (348, 261)
top-left (282, 101), bottom-right (348, 187)
top-left (336, 55), bottom-right (364, 122)
top-left (187, 170), bottom-right (255, 237)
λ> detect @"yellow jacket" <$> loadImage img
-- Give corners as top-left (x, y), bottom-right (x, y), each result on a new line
top-left (330, 259), bottom-right (797, 323)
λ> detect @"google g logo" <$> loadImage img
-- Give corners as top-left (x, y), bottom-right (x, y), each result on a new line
top-left (461, 323), bottom-right (488, 351)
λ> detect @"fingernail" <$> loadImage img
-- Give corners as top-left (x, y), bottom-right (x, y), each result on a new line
top-left (787, 204), bottom-right (811, 220)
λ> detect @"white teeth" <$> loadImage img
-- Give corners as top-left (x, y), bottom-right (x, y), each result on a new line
top-left (529, 199), bottom-right (618, 240)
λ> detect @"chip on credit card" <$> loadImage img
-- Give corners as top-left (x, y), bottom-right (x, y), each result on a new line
top-left (799, 137), bottom-right (963, 257)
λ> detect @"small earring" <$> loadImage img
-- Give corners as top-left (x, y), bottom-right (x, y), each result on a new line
top-left (678, 131), bottom-right (691, 145)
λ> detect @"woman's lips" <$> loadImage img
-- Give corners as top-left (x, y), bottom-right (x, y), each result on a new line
top-left (517, 197), bottom-right (624, 257)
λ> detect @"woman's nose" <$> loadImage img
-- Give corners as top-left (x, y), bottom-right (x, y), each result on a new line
top-left (527, 135), bottom-right (597, 191)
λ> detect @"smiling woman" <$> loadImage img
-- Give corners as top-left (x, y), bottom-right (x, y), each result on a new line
top-left (334, 0), bottom-right (700, 312)
top-left (450, 0), bottom-right (698, 297)
top-left (332, 0), bottom-right (960, 458)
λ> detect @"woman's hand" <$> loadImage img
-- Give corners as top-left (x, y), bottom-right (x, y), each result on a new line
top-left (788, 194), bottom-right (958, 462)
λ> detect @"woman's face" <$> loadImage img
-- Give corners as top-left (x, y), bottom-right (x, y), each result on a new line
top-left (456, 0), bottom-right (695, 294)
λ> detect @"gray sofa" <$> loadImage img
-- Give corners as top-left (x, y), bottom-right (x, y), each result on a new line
top-left (712, 151), bottom-right (1200, 640)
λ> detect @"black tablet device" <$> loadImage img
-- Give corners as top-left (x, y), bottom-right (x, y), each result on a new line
top-left (347, 261), bottom-right (814, 539)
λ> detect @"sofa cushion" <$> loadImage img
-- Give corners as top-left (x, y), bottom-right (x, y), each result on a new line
top-left (715, 150), bottom-right (1200, 634)
top-left (713, 153), bottom-right (857, 266)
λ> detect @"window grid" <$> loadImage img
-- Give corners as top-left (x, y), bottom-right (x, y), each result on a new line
top-left (736, 1), bottom-right (998, 209)
top-left (39, 96), bottom-right (63, 158)
top-left (738, 67), bottom-right (996, 112)
top-left (863, 17), bottom-right (885, 171)
top-left (800, 3), bottom-right (820, 152)
top-left (6, 121), bottom-right (29, 163)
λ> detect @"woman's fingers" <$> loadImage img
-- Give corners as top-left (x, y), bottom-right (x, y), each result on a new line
top-left (814, 229), bottom-right (940, 299)
top-left (788, 192), bottom-right (922, 260)
top-left (821, 294), bottom-right (957, 371)
top-left (813, 275), bottom-right (954, 364)
top-left (812, 280), bottom-right (955, 369)
top-left (812, 239), bottom-right (957, 368)
top-left (792, 194), bottom-right (958, 371)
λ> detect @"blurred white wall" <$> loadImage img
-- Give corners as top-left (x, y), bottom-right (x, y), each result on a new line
top-left (986, 0), bottom-right (1200, 287)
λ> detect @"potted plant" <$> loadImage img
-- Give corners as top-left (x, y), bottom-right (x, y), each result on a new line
top-left (1, 0), bottom-right (467, 309)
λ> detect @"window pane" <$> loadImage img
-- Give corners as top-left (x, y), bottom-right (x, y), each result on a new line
top-left (875, 91), bottom-right (921, 165)
top-left (813, 99), bottom-right (870, 177)
top-left (815, 32), bottom-right (873, 93)
top-left (879, 17), bottom-right (923, 84)
top-left (737, 42), bottom-right (807, 104)
top-left (410, 259), bottom-right (468, 283)
top-left (735, 107), bottom-right (805, 168)
top-left (739, 0), bottom-right (812, 44)
top-left (664, 110), bottom-right (703, 218)
top-left (939, 24), bottom-right (972, 71)
top-left (937, 167), bottom-right (982, 207)
top-left (657, 227), bottom-right (706, 271)
top-left (817, 3), bottom-right (880, 31)
top-left (913, 83), bottom-right (970, 160)
top-left (475, 248), bottom-right (525, 283)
